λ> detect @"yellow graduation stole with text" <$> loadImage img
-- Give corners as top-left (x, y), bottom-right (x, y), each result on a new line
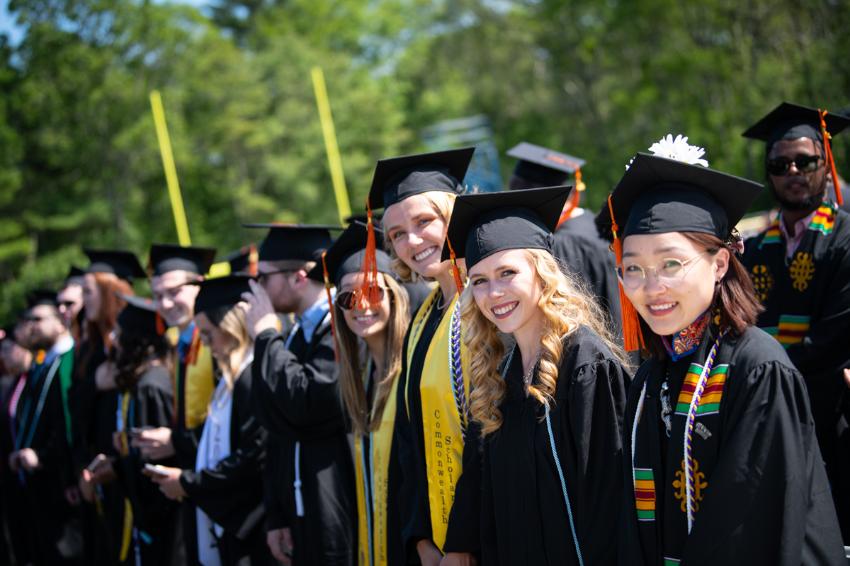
top-left (404, 288), bottom-right (470, 552)
top-left (354, 366), bottom-right (400, 566)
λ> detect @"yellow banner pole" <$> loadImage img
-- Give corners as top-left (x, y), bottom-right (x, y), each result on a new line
top-left (150, 90), bottom-right (192, 246)
top-left (311, 67), bottom-right (351, 225)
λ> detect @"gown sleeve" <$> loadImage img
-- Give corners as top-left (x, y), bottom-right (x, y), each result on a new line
top-left (680, 360), bottom-right (845, 565)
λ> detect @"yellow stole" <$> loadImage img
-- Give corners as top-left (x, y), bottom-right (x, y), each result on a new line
top-left (404, 288), bottom-right (470, 551)
top-left (184, 345), bottom-right (214, 428)
top-left (354, 362), bottom-right (400, 566)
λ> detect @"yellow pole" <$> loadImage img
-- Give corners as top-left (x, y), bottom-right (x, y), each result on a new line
top-left (150, 90), bottom-right (192, 246)
top-left (311, 67), bottom-right (351, 225)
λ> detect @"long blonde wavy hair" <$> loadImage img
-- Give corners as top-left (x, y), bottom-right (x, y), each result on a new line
top-left (462, 248), bottom-right (628, 436)
top-left (204, 304), bottom-right (252, 390)
top-left (335, 274), bottom-right (410, 435)
top-left (385, 191), bottom-right (458, 283)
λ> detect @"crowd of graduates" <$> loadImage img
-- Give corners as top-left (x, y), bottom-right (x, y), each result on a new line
top-left (0, 101), bottom-right (849, 566)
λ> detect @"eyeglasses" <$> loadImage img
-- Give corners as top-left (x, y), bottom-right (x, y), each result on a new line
top-left (616, 252), bottom-right (709, 290)
top-left (766, 154), bottom-right (822, 176)
top-left (336, 288), bottom-right (386, 311)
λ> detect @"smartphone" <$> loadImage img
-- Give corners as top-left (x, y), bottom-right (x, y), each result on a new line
top-left (86, 455), bottom-right (108, 473)
top-left (143, 463), bottom-right (171, 477)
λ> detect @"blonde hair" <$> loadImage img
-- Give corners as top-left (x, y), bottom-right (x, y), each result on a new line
top-left (336, 275), bottom-right (410, 435)
top-left (209, 305), bottom-right (252, 389)
top-left (385, 191), bottom-right (457, 283)
top-left (463, 249), bottom-right (628, 436)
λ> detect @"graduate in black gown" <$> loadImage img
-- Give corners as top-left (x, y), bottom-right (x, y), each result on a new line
top-left (370, 148), bottom-right (481, 565)
top-left (241, 224), bottom-right (356, 566)
top-left (151, 276), bottom-right (269, 565)
top-left (10, 292), bottom-right (82, 565)
top-left (740, 103), bottom-right (850, 543)
top-left (97, 295), bottom-right (180, 565)
top-left (508, 142), bottom-right (622, 334)
top-left (604, 137), bottom-right (846, 564)
top-left (443, 186), bottom-right (630, 565)
top-left (73, 251), bottom-right (142, 565)
top-left (321, 223), bottom-right (412, 565)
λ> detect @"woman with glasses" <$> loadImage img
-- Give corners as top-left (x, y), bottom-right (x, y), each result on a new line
top-left (607, 138), bottom-right (845, 565)
top-left (366, 148), bottom-right (480, 565)
top-left (446, 186), bottom-right (630, 565)
top-left (320, 223), bottom-right (411, 566)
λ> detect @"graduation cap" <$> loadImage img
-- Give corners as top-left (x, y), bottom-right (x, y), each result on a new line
top-left (84, 249), bottom-right (147, 282)
top-left (743, 102), bottom-right (850, 206)
top-left (116, 295), bottom-right (160, 337)
top-left (441, 186), bottom-right (572, 270)
top-left (307, 222), bottom-right (393, 287)
top-left (192, 275), bottom-right (253, 319)
top-left (149, 244), bottom-right (217, 276)
top-left (366, 147), bottom-right (475, 211)
top-left (604, 149), bottom-right (763, 351)
top-left (223, 245), bottom-right (258, 276)
top-left (65, 265), bottom-right (85, 282)
top-left (26, 289), bottom-right (57, 309)
top-left (243, 224), bottom-right (336, 263)
top-left (507, 142), bottom-right (586, 189)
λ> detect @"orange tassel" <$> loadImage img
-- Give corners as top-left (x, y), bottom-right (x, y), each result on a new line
top-left (556, 179), bottom-right (582, 229)
top-left (607, 194), bottom-right (645, 352)
top-left (357, 201), bottom-right (382, 307)
top-left (819, 109), bottom-right (843, 207)
top-left (155, 312), bottom-right (166, 336)
top-left (186, 326), bottom-right (201, 366)
top-left (445, 237), bottom-right (465, 294)
top-left (248, 244), bottom-right (259, 277)
top-left (321, 251), bottom-right (339, 362)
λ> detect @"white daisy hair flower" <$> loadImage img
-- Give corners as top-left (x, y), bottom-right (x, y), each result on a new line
top-left (626, 134), bottom-right (710, 170)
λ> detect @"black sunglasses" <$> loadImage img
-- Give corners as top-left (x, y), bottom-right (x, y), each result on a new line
top-left (336, 288), bottom-right (386, 311)
top-left (766, 154), bottom-right (822, 176)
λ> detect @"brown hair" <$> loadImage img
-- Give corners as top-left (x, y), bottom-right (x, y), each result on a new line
top-left (335, 275), bottom-right (410, 435)
top-left (641, 232), bottom-right (763, 358)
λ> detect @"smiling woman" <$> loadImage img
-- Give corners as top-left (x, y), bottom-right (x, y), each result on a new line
top-left (448, 185), bottom-right (630, 566)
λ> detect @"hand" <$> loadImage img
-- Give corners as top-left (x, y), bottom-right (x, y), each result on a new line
top-left (16, 448), bottom-right (40, 472)
top-left (242, 279), bottom-right (280, 339)
top-left (94, 360), bottom-right (117, 391)
top-left (843, 368), bottom-right (850, 389)
top-left (131, 427), bottom-right (175, 460)
top-left (78, 471), bottom-right (95, 503)
top-left (148, 466), bottom-right (186, 501)
top-left (440, 552), bottom-right (477, 566)
top-left (266, 527), bottom-right (294, 565)
top-left (417, 539), bottom-right (443, 566)
top-left (86, 454), bottom-right (116, 484)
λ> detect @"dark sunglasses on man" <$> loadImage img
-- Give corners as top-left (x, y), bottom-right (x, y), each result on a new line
top-left (766, 154), bottom-right (822, 176)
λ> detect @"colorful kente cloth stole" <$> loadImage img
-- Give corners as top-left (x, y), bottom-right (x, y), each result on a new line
top-left (403, 287), bottom-right (471, 551)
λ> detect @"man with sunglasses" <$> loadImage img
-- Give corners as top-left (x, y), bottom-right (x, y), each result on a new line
top-left (241, 223), bottom-right (355, 566)
top-left (742, 102), bottom-right (850, 543)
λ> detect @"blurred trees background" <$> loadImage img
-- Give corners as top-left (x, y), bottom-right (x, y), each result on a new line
top-left (1, 0), bottom-right (848, 319)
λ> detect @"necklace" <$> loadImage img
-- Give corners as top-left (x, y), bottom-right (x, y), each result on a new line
top-left (523, 354), bottom-right (540, 386)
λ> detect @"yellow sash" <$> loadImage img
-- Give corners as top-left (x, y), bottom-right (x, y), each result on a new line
top-left (404, 288), bottom-right (470, 551)
top-left (355, 362), bottom-right (400, 566)
top-left (185, 344), bottom-right (214, 428)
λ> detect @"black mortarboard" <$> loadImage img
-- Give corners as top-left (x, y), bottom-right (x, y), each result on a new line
top-left (116, 295), bottom-right (159, 337)
top-left (149, 243), bottom-right (217, 276)
top-left (65, 265), bottom-right (85, 281)
top-left (366, 147), bottom-right (475, 210)
top-left (608, 153), bottom-right (762, 240)
top-left (84, 249), bottom-right (147, 281)
top-left (193, 275), bottom-right (253, 317)
top-left (223, 245), bottom-right (258, 275)
top-left (307, 223), bottom-right (393, 286)
top-left (26, 289), bottom-right (57, 309)
top-left (742, 102), bottom-right (850, 148)
top-left (442, 186), bottom-right (572, 269)
top-left (507, 142), bottom-right (585, 190)
top-left (243, 224), bottom-right (336, 263)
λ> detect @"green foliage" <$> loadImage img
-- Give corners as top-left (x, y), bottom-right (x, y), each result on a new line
top-left (0, 0), bottom-right (848, 322)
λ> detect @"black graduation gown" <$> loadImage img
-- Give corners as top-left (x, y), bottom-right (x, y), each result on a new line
top-left (251, 318), bottom-right (356, 566)
top-left (742, 203), bottom-right (850, 542)
top-left (481, 326), bottom-right (628, 566)
top-left (1, 374), bottom-right (32, 565)
top-left (14, 346), bottom-right (82, 565)
top-left (393, 299), bottom-right (481, 557)
top-left (551, 211), bottom-right (622, 335)
top-left (71, 338), bottom-right (122, 565)
top-left (180, 364), bottom-right (269, 565)
top-left (619, 326), bottom-right (845, 565)
top-left (115, 366), bottom-right (181, 565)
